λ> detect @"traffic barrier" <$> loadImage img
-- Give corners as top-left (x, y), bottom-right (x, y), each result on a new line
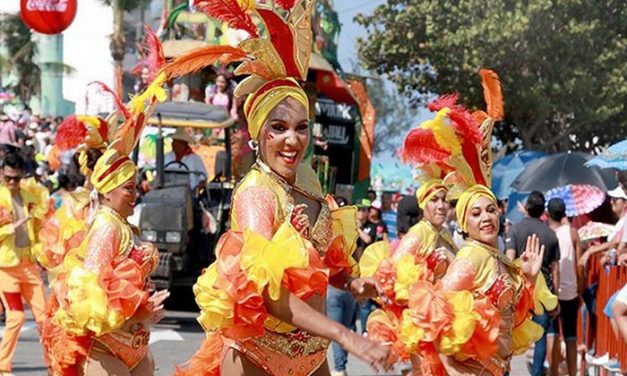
top-left (582, 253), bottom-right (627, 375)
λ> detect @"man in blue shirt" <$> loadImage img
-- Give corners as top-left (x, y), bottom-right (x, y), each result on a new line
top-left (381, 192), bottom-right (397, 240)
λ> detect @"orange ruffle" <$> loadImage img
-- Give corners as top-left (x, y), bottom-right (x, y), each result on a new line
top-left (99, 258), bottom-right (149, 319)
top-left (212, 232), bottom-right (267, 340)
top-left (372, 258), bottom-right (397, 301)
top-left (284, 247), bottom-right (328, 300)
top-left (41, 292), bottom-right (91, 376)
top-left (323, 235), bottom-right (354, 276)
top-left (514, 277), bottom-right (535, 328)
top-left (406, 281), bottom-right (453, 342)
top-left (366, 309), bottom-right (409, 362)
top-left (175, 332), bottom-right (223, 376)
top-left (459, 298), bottom-right (500, 362)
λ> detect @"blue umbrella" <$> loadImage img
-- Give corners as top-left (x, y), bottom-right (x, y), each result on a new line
top-left (585, 140), bottom-right (627, 171)
top-left (492, 151), bottom-right (545, 199)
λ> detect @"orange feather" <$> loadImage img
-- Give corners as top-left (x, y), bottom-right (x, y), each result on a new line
top-left (163, 45), bottom-right (248, 80)
top-left (479, 69), bottom-right (504, 120)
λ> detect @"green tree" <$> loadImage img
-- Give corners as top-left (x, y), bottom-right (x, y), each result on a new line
top-left (0, 14), bottom-right (39, 105)
top-left (355, 0), bottom-right (626, 152)
top-left (368, 74), bottom-right (418, 155)
top-left (101, 0), bottom-right (151, 96)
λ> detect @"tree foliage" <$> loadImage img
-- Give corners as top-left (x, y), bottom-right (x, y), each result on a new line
top-left (355, 0), bottom-right (626, 152)
top-left (367, 75), bottom-right (418, 155)
top-left (0, 14), bottom-right (39, 104)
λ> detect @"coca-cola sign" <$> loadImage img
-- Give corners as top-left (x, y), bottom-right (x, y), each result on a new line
top-left (20, 0), bottom-right (77, 35)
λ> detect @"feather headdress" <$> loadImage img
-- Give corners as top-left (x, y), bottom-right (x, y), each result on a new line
top-left (401, 69), bottom-right (504, 200)
top-left (162, 0), bottom-right (314, 97)
top-left (131, 26), bottom-right (166, 83)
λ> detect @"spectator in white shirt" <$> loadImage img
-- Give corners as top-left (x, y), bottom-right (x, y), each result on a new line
top-left (164, 128), bottom-right (208, 191)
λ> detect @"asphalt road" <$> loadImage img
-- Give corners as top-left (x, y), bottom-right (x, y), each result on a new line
top-left (5, 309), bottom-right (532, 376)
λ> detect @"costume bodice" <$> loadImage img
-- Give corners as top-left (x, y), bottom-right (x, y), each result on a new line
top-left (231, 160), bottom-right (333, 255)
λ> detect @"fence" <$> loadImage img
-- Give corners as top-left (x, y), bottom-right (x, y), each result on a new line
top-left (580, 253), bottom-right (627, 375)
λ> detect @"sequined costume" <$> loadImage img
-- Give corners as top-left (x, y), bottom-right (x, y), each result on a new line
top-left (42, 41), bottom-right (166, 374)
top-left (162, 1), bottom-right (361, 375)
top-left (192, 160), bottom-right (356, 376)
top-left (362, 71), bottom-right (555, 375)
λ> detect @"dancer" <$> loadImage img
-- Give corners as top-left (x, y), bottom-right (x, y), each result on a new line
top-left (38, 115), bottom-right (110, 279)
top-left (44, 72), bottom-right (167, 375)
top-left (0, 153), bottom-right (50, 375)
top-left (364, 70), bottom-right (554, 375)
top-left (164, 1), bottom-right (392, 375)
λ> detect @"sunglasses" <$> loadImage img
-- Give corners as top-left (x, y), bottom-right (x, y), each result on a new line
top-left (3, 175), bottom-right (22, 183)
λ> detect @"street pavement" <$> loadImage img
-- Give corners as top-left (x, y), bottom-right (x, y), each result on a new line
top-left (5, 309), bottom-right (531, 375)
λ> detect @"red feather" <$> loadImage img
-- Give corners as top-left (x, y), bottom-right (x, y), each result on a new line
top-left (427, 94), bottom-right (459, 112)
top-left (448, 108), bottom-right (482, 145)
top-left (400, 128), bottom-right (451, 164)
top-left (195, 0), bottom-right (259, 38)
top-left (460, 140), bottom-right (486, 186)
top-left (163, 45), bottom-right (248, 79)
top-left (55, 116), bottom-right (87, 150)
top-left (89, 81), bottom-right (131, 120)
top-left (275, 0), bottom-right (297, 10)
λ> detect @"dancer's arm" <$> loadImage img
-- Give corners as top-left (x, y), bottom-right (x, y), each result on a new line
top-left (264, 287), bottom-right (392, 372)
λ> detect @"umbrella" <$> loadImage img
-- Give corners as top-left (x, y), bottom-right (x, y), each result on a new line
top-left (511, 152), bottom-right (617, 192)
top-left (545, 184), bottom-right (605, 217)
top-left (492, 150), bottom-right (545, 199)
top-left (585, 140), bottom-right (627, 171)
top-left (578, 221), bottom-right (615, 241)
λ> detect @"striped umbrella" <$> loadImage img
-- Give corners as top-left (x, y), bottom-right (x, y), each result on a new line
top-left (545, 184), bottom-right (606, 217)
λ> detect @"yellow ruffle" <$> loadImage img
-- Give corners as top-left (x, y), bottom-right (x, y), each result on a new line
top-left (533, 272), bottom-right (558, 315)
top-left (439, 291), bottom-right (479, 359)
top-left (400, 309), bottom-right (425, 353)
top-left (54, 266), bottom-right (124, 336)
top-left (394, 254), bottom-right (424, 302)
top-left (194, 264), bottom-right (235, 332)
top-left (511, 318), bottom-right (544, 355)
top-left (330, 205), bottom-right (359, 275)
top-left (240, 222), bottom-right (309, 300)
top-left (359, 241), bottom-right (391, 278)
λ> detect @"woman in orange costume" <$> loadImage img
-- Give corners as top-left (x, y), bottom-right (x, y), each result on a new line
top-left (38, 115), bottom-right (109, 279)
top-left (43, 73), bottom-right (168, 376)
top-left (164, 1), bottom-right (392, 375)
top-left (364, 71), bottom-right (550, 375)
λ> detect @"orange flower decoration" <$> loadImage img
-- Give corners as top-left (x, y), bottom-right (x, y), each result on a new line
top-left (406, 281), bottom-right (453, 342)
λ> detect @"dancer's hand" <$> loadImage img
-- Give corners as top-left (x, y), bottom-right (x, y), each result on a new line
top-left (349, 277), bottom-right (390, 305)
top-left (339, 330), bottom-right (394, 374)
top-left (146, 289), bottom-right (169, 325)
top-left (520, 234), bottom-right (545, 282)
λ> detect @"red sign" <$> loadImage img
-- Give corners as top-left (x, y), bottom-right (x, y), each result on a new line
top-left (20, 0), bottom-right (77, 35)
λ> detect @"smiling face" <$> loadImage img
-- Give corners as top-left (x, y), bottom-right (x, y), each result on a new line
top-left (465, 195), bottom-right (500, 247)
top-left (258, 97), bottom-right (309, 184)
top-left (102, 174), bottom-right (138, 218)
top-left (423, 190), bottom-right (449, 229)
top-left (216, 75), bottom-right (228, 93)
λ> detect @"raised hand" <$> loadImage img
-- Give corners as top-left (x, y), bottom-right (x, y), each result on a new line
top-left (520, 234), bottom-right (545, 282)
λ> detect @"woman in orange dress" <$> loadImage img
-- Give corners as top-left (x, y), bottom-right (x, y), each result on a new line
top-left (164, 1), bottom-right (393, 375)
top-left (43, 73), bottom-right (168, 375)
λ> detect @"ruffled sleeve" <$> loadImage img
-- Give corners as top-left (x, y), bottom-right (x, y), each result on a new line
top-left (38, 195), bottom-right (89, 274)
top-left (323, 195), bottom-right (359, 276)
top-left (510, 275), bottom-right (544, 354)
top-left (193, 222), bottom-right (326, 341)
top-left (53, 221), bottom-right (148, 336)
